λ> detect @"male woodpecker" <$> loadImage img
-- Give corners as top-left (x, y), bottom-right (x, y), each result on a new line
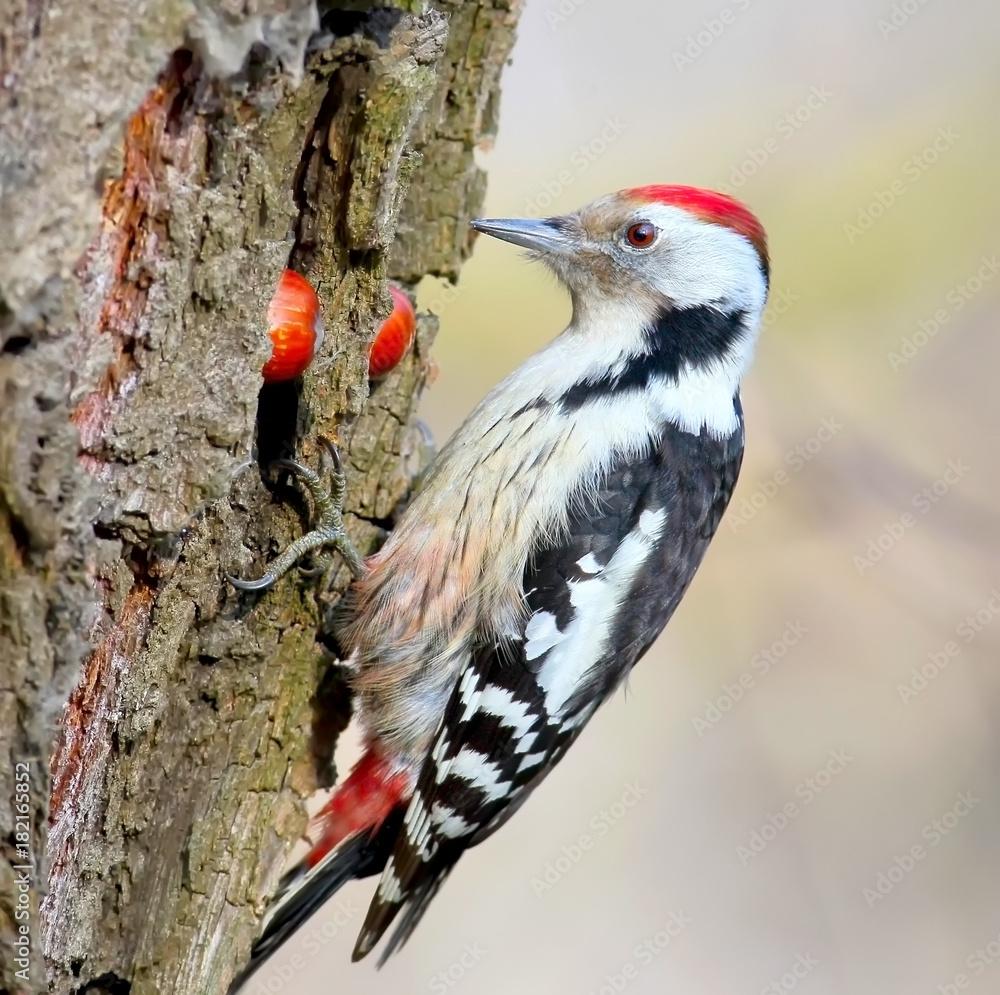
top-left (229, 184), bottom-right (769, 985)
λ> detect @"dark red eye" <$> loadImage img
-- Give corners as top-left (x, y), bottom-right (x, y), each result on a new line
top-left (626, 222), bottom-right (657, 247)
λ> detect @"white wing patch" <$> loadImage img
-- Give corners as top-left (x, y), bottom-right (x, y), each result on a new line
top-left (576, 552), bottom-right (602, 574)
top-left (638, 508), bottom-right (664, 535)
top-left (534, 507), bottom-right (668, 716)
top-left (524, 610), bottom-right (564, 661)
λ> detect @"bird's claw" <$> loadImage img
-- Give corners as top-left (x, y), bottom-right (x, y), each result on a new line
top-left (227, 437), bottom-right (367, 592)
top-left (227, 571), bottom-right (279, 593)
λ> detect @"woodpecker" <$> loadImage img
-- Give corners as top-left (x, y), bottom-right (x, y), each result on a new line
top-left (229, 184), bottom-right (769, 986)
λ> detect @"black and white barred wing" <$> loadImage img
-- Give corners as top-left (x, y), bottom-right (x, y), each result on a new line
top-left (351, 637), bottom-right (578, 963)
top-left (354, 424), bottom-right (743, 961)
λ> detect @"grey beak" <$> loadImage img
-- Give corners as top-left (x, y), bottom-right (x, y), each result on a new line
top-left (469, 217), bottom-right (570, 254)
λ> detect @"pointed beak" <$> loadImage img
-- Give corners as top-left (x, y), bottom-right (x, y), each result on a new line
top-left (469, 217), bottom-right (572, 254)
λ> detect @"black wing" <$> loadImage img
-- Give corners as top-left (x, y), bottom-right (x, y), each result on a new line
top-left (353, 414), bottom-right (744, 961)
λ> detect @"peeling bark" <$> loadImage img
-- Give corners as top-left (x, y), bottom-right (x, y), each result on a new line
top-left (0, 2), bottom-right (520, 992)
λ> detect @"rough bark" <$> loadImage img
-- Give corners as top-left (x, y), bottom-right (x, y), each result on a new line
top-left (0, 1), bottom-right (520, 992)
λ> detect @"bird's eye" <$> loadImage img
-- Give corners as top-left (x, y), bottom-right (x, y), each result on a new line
top-left (625, 222), bottom-right (657, 248)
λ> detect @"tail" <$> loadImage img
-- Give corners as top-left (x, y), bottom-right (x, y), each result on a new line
top-left (354, 861), bottom-right (454, 966)
top-left (228, 749), bottom-right (411, 993)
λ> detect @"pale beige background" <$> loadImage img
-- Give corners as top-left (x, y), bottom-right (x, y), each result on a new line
top-left (250, 1), bottom-right (1000, 992)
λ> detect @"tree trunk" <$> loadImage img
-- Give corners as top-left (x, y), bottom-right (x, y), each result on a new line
top-left (0, 2), bottom-right (520, 992)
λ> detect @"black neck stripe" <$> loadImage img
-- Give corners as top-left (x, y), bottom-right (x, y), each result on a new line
top-left (559, 304), bottom-right (748, 412)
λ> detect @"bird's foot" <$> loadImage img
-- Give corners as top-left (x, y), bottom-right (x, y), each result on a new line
top-left (228, 436), bottom-right (367, 592)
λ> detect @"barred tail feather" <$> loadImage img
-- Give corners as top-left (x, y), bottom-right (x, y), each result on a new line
top-left (352, 865), bottom-right (453, 965)
top-left (228, 810), bottom-right (402, 994)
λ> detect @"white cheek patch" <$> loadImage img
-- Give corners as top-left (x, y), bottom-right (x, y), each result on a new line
top-left (640, 203), bottom-right (768, 316)
top-left (534, 507), bottom-right (667, 717)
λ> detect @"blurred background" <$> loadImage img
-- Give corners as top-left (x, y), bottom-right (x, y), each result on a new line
top-left (270, 1), bottom-right (1000, 992)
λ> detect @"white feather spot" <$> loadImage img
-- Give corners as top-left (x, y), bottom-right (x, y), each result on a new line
top-left (457, 666), bottom-right (485, 721)
top-left (431, 734), bottom-right (450, 765)
top-left (516, 750), bottom-right (548, 774)
top-left (438, 747), bottom-right (511, 802)
top-left (524, 610), bottom-right (564, 661)
top-left (458, 665), bottom-right (479, 703)
top-left (430, 803), bottom-right (473, 839)
top-left (377, 858), bottom-right (403, 903)
top-left (516, 729), bottom-right (540, 754)
top-left (405, 794), bottom-right (433, 855)
top-left (477, 684), bottom-right (536, 738)
top-left (576, 552), bottom-right (602, 574)
top-left (638, 508), bottom-right (664, 536)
